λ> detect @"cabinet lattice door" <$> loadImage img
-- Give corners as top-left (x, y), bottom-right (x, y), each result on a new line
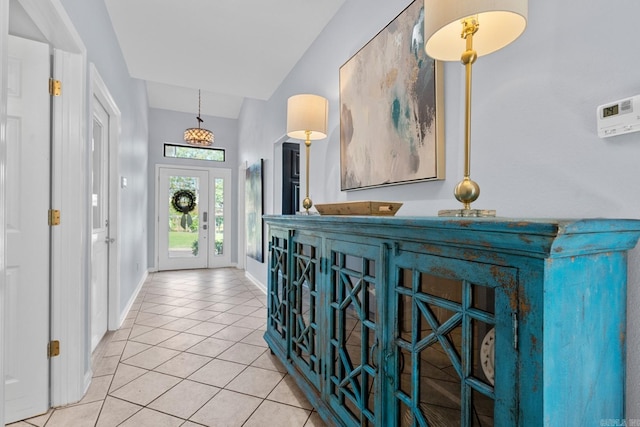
top-left (390, 252), bottom-right (518, 426)
top-left (327, 240), bottom-right (381, 426)
top-left (289, 234), bottom-right (322, 389)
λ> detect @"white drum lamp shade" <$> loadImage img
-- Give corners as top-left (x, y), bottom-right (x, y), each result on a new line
top-left (286, 94), bottom-right (329, 140)
top-left (424, 0), bottom-right (528, 61)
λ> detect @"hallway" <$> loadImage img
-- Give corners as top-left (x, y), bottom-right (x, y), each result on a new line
top-left (10, 268), bottom-right (324, 427)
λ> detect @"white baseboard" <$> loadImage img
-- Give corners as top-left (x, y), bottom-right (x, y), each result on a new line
top-left (118, 270), bottom-right (148, 327)
top-left (82, 369), bottom-right (93, 397)
top-left (244, 270), bottom-right (267, 294)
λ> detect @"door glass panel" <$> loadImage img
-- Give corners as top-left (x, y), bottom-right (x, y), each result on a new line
top-left (168, 175), bottom-right (200, 258)
top-left (472, 388), bottom-right (494, 426)
top-left (214, 177), bottom-right (224, 255)
top-left (268, 233), bottom-right (288, 339)
top-left (290, 238), bottom-right (321, 388)
top-left (395, 270), bottom-right (496, 426)
top-left (328, 250), bottom-right (378, 427)
top-left (473, 285), bottom-right (495, 315)
top-left (92, 117), bottom-right (104, 230)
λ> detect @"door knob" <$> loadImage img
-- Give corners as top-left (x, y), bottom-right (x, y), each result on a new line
top-left (105, 237), bottom-right (115, 244)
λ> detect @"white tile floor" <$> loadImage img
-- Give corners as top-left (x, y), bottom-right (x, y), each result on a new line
top-left (10, 268), bottom-right (326, 427)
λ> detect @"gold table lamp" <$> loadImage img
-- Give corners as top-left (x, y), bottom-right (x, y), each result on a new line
top-left (286, 94), bottom-right (329, 213)
top-left (424, 0), bottom-right (528, 217)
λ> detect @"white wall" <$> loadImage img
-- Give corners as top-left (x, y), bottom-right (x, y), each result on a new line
top-left (147, 108), bottom-right (239, 268)
top-left (237, 0), bottom-right (640, 415)
top-left (237, 98), bottom-right (275, 281)
top-left (60, 0), bottom-right (149, 317)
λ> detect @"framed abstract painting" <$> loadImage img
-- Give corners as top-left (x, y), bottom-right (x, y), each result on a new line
top-left (340, 0), bottom-right (445, 191)
top-left (245, 159), bottom-right (264, 262)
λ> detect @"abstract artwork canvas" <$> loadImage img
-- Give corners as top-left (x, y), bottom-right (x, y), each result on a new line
top-left (245, 159), bottom-right (264, 262)
top-left (340, 0), bottom-right (444, 190)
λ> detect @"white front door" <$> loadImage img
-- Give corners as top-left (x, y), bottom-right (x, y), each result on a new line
top-left (5, 35), bottom-right (51, 423)
top-left (157, 167), bottom-right (232, 271)
top-left (158, 168), bottom-right (210, 270)
top-left (90, 97), bottom-right (110, 351)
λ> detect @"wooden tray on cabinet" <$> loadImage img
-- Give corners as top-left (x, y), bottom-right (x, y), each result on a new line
top-left (315, 201), bottom-right (402, 216)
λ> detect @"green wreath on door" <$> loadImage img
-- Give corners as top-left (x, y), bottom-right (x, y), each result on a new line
top-left (171, 189), bottom-right (197, 230)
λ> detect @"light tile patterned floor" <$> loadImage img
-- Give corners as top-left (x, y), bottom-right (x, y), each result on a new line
top-left (11, 268), bottom-right (325, 427)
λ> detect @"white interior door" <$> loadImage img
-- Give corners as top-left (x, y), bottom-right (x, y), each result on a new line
top-left (158, 168), bottom-right (210, 270)
top-left (5, 35), bottom-right (51, 423)
top-left (90, 97), bottom-right (110, 351)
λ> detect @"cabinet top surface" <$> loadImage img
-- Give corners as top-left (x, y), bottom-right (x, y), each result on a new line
top-left (264, 215), bottom-right (640, 232)
top-left (263, 215), bottom-right (640, 257)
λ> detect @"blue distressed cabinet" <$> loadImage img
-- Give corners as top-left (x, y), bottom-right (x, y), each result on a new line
top-left (263, 216), bottom-right (640, 426)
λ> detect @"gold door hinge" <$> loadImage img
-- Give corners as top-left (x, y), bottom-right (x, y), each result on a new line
top-left (48, 340), bottom-right (60, 358)
top-left (48, 209), bottom-right (60, 226)
top-left (49, 78), bottom-right (61, 96)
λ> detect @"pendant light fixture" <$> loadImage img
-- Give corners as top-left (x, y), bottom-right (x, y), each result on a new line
top-left (184, 89), bottom-right (214, 146)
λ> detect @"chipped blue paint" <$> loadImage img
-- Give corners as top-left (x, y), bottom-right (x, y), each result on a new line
top-left (263, 216), bottom-right (640, 426)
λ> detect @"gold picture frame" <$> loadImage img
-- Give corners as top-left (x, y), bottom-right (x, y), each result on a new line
top-left (339, 0), bottom-right (445, 191)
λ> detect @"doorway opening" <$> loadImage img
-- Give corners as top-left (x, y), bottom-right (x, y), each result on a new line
top-left (90, 65), bottom-right (121, 350)
top-left (282, 142), bottom-right (300, 214)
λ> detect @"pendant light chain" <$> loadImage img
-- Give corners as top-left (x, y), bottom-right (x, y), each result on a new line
top-left (197, 90), bottom-right (203, 127)
top-left (184, 89), bottom-right (214, 146)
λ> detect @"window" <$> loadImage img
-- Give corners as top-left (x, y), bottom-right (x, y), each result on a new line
top-left (164, 143), bottom-right (225, 162)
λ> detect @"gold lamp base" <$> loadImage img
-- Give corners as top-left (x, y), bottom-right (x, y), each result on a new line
top-left (438, 177), bottom-right (496, 217)
top-left (302, 196), bottom-right (313, 211)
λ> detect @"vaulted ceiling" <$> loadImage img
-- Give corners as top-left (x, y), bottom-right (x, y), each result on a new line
top-left (105, 0), bottom-right (348, 119)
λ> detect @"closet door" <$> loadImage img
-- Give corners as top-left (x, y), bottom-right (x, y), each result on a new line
top-left (5, 34), bottom-right (51, 424)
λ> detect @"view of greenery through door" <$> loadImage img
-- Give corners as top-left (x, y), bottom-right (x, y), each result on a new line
top-left (168, 175), bottom-right (224, 256)
top-left (168, 176), bottom-right (200, 256)
top-left (213, 178), bottom-right (224, 255)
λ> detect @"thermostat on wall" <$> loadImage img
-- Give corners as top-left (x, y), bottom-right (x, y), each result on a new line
top-left (597, 95), bottom-right (640, 138)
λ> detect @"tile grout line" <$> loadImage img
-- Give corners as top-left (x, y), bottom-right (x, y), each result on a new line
top-left (14, 269), bottom-right (322, 427)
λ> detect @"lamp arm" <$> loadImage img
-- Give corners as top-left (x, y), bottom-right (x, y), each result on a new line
top-left (453, 18), bottom-right (481, 210)
top-left (462, 34), bottom-right (476, 179)
top-left (302, 130), bottom-right (313, 212)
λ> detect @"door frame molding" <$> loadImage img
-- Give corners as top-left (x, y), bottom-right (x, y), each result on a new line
top-left (90, 64), bottom-right (121, 332)
top-left (0, 1), bottom-right (9, 417)
top-left (237, 163), bottom-right (246, 270)
top-left (1, 0), bottom-right (89, 418)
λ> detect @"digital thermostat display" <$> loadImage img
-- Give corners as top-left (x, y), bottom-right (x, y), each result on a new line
top-left (602, 104), bottom-right (619, 118)
top-left (597, 94), bottom-right (640, 138)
